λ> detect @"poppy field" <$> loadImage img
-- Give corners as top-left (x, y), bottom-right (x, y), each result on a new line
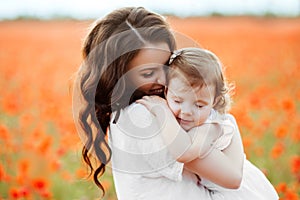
top-left (0, 17), bottom-right (299, 199)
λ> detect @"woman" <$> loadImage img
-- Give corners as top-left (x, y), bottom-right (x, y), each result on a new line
top-left (72, 7), bottom-right (243, 199)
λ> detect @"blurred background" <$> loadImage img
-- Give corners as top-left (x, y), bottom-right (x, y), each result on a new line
top-left (0, 1), bottom-right (299, 200)
top-left (1, 0), bottom-right (300, 20)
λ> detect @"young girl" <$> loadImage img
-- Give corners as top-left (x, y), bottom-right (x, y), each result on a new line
top-left (137, 47), bottom-right (279, 199)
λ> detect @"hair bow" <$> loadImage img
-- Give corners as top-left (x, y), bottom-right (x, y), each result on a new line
top-left (168, 50), bottom-right (182, 65)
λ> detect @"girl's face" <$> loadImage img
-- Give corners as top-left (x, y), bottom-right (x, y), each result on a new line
top-left (127, 43), bottom-right (171, 96)
top-left (166, 76), bottom-right (215, 131)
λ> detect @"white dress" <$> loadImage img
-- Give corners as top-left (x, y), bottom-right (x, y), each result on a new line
top-left (200, 110), bottom-right (279, 200)
top-left (109, 103), bottom-right (214, 200)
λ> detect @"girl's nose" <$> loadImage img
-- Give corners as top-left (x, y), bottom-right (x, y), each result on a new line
top-left (180, 103), bottom-right (192, 115)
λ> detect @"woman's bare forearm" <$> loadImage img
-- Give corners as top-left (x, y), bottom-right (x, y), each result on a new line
top-left (184, 148), bottom-right (242, 189)
top-left (185, 117), bottom-right (244, 189)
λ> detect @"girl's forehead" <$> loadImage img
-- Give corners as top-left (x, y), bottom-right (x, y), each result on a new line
top-left (168, 77), bottom-right (215, 97)
top-left (128, 43), bottom-right (171, 70)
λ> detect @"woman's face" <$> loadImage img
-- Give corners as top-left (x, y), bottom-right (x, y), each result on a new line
top-left (127, 43), bottom-right (171, 96)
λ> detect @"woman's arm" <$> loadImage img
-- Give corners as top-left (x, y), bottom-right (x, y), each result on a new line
top-left (185, 115), bottom-right (244, 189)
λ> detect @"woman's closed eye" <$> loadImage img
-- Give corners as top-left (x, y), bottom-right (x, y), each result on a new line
top-left (141, 71), bottom-right (154, 78)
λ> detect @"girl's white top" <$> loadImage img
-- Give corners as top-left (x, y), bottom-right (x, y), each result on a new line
top-left (109, 103), bottom-right (213, 200)
top-left (200, 110), bottom-right (279, 200)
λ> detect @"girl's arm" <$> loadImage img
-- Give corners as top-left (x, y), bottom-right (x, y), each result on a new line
top-left (185, 117), bottom-right (244, 189)
top-left (136, 96), bottom-right (220, 162)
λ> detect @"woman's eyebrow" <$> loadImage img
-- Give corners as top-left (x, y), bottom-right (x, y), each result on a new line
top-left (139, 66), bottom-right (161, 72)
top-left (139, 67), bottom-right (155, 71)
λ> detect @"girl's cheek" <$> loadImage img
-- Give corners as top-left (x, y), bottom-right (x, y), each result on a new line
top-left (202, 108), bottom-right (211, 120)
top-left (168, 103), bottom-right (180, 116)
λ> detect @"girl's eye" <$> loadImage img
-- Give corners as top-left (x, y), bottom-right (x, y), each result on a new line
top-left (174, 99), bottom-right (182, 104)
top-left (196, 104), bottom-right (204, 109)
top-left (142, 71), bottom-right (154, 78)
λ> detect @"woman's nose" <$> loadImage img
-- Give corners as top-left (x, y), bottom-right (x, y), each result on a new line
top-left (156, 76), bottom-right (166, 85)
top-left (156, 69), bottom-right (166, 85)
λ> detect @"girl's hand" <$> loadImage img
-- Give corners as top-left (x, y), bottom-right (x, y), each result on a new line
top-left (136, 96), bottom-right (170, 116)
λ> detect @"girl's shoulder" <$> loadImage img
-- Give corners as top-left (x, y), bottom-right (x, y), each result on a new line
top-left (209, 109), bottom-right (238, 128)
top-left (205, 110), bottom-right (238, 151)
top-left (224, 113), bottom-right (237, 125)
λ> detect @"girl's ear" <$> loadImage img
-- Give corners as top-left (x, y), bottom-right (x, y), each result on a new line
top-left (213, 95), bottom-right (221, 107)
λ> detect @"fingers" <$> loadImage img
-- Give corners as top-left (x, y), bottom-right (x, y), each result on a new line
top-left (143, 95), bottom-right (164, 102)
top-left (140, 95), bottom-right (154, 101)
top-left (136, 96), bottom-right (156, 103)
top-left (136, 96), bottom-right (158, 107)
top-left (135, 98), bottom-right (146, 105)
top-left (136, 95), bottom-right (166, 110)
top-left (136, 97), bottom-right (155, 107)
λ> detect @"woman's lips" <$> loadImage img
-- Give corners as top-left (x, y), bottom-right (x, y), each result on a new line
top-left (149, 87), bottom-right (164, 95)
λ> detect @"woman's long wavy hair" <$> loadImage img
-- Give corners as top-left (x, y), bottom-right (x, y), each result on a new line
top-left (74, 7), bottom-right (175, 197)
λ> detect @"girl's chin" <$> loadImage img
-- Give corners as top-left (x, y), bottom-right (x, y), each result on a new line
top-left (177, 121), bottom-right (192, 131)
top-left (181, 125), bottom-right (192, 131)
